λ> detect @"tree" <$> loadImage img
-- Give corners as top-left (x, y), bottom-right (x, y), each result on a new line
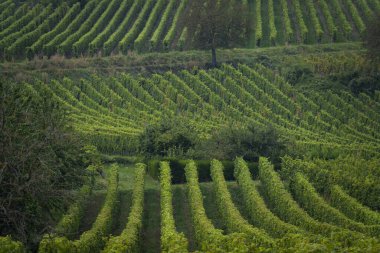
top-left (139, 116), bottom-right (197, 158)
top-left (364, 14), bottom-right (380, 66)
top-left (0, 80), bottom-right (86, 249)
top-left (192, 124), bottom-right (287, 163)
top-left (184, 0), bottom-right (248, 67)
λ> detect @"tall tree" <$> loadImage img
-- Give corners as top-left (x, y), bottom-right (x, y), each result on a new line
top-left (364, 14), bottom-right (380, 66)
top-left (0, 80), bottom-right (86, 249)
top-left (184, 0), bottom-right (247, 67)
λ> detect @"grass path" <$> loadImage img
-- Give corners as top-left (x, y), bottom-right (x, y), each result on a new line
top-left (141, 173), bottom-right (161, 253)
top-left (75, 193), bottom-right (106, 240)
top-left (106, 164), bottom-right (135, 236)
top-left (200, 182), bottom-right (226, 231)
top-left (172, 185), bottom-right (196, 251)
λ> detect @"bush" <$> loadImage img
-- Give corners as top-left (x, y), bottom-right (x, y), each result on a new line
top-left (0, 236), bottom-right (25, 253)
top-left (139, 117), bottom-right (197, 158)
top-left (194, 124), bottom-right (286, 163)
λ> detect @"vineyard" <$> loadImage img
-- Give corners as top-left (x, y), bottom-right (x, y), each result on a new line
top-left (1, 0), bottom-right (380, 252)
top-left (0, 0), bottom-right (379, 59)
top-left (13, 63), bottom-right (379, 157)
top-left (3, 157), bottom-right (380, 252)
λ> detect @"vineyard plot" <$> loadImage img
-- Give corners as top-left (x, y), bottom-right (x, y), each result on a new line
top-left (0, 0), bottom-right (378, 59)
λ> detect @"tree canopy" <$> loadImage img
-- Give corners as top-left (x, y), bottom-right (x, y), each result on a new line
top-left (184, 0), bottom-right (248, 66)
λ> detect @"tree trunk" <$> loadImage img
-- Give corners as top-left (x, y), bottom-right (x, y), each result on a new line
top-left (211, 47), bottom-right (217, 67)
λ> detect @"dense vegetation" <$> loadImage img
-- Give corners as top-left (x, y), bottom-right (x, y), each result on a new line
top-left (0, 0), bottom-right (379, 252)
top-left (14, 63), bottom-right (378, 160)
top-left (0, 0), bottom-right (379, 59)
top-left (0, 81), bottom-right (88, 250)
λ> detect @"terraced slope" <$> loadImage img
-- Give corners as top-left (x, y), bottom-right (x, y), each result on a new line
top-left (23, 63), bottom-right (380, 157)
top-left (4, 158), bottom-right (378, 252)
top-left (0, 0), bottom-right (379, 59)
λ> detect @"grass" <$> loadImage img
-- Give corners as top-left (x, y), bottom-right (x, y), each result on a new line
top-left (199, 182), bottom-right (226, 231)
top-left (141, 174), bottom-right (161, 253)
top-left (76, 193), bottom-right (106, 240)
top-left (172, 185), bottom-right (196, 251)
top-left (0, 42), bottom-right (363, 79)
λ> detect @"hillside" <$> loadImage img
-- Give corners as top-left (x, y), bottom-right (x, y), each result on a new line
top-left (0, 0), bottom-right (379, 59)
top-left (20, 61), bottom-right (380, 158)
top-left (1, 0), bottom-right (380, 252)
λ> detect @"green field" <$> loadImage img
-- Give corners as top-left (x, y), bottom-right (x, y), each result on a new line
top-left (0, 0), bottom-right (379, 59)
top-left (0, 0), bottom-right (380, 252)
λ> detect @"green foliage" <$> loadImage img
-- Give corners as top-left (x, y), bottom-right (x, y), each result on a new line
top-left (5, 3), bottom-right (68, 59)
top-left (330, 185), bottom-right (380, 226)
top-left (58, 0), bottom-right (108, 56)
top-left (345, 0), bottom-right (365, 33)
top-left (177, 27), bottom-right (188, 51)
top-left (185, 160), bottom-right (250, 252)
top-left (290, 172), bottom-right (379, 237)
top-left (162, 0), bottom-right (188, 50)
top-left (195, 124), bottom-right (286, 162)
top-left (234, 157), bottom-right (301, 238)
top-left (305, 0), bottom-right (323, 42)
top-left (0, 81), bottom-right (86, 247)
top-left (134, 0), bottom-right (166, 52)
top-left (39, 164), bottom-right (119, 253)
top-left (72, 0), bottom-right (122, 56)
top-left (292, 0), bottom-right (307, 42)
top-left (0, 4), bottom-right (43, 41)
top-left (364, 13), bottom-right (380, 66)
top-left (268, 0), bottom-right (277, 44)
top-left (330, 0), bottom-right (352, 37)
top-left (259, 157), bottom-right (338, 236)
top-left (160, 162), bottom-right (189, 253)
top-left (150, 0), bottom-right (176, 50)
top-left (185, 0), bottom-right (247, 65)
top-left (55, 185), bottom-right (92, 238)
top-left (210, 159), bottom-right (273, 249)
top-left (102, 0), bottom-right (143, 56)
top-left (102, 163), bottom-right (146, 252)
top-left (317, 0), bottom-right (336, 40)
top-left (282, 156), bottom-right (380, 211)
top-left (27, 3), bottom-right (81, 57)
top-left (0, 236), bottom-right (25, 253)
top-left (0, 4), bottom-right (53, 55)
top-left (119, 0), bottom-right (155, 54)
top-left (254, 0), bottom-right (262, 46)
top-left (43, 0), bottom-right (99, 56)
top-left (0, 0), bottom-right (377, 58)
top-left (89, 0), bottom-right (133, 54)
top-left (139, 117), bottom-right (197, 158)
top-left (279, 0), bottom-right (292, 42)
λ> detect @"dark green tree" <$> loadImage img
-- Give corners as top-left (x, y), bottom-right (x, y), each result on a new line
top-left (193, 124), bottom-right (287, 163)
top-left (184, 0), bottom-right (247, 67)
top-left (139, 116), bottom-right (197, 158)
top-left (364, 14), bottom-right (380, 66)
top-left (0, 80), bottom-right (86, 249)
